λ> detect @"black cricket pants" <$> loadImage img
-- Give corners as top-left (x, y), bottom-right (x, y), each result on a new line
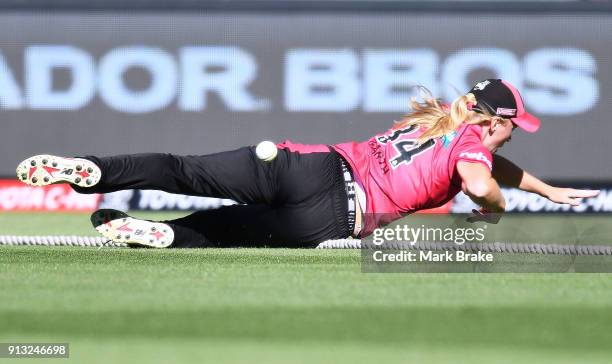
top-left (73, 147), bottom-right (351, 248)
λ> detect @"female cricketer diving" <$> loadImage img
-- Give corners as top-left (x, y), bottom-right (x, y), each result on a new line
top-left (16, 79), bottom-right (599, 248)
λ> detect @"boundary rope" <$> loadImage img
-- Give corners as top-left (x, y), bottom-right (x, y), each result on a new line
top-left (1, 235), bottom-right (611, 255)
top-left (0, 235), bottom-right (125, 248)
top-left (317, 239), bottom-right (612, 255)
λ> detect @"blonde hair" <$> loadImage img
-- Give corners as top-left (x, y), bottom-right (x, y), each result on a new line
top-left (394, 88), bottom-right (493, 144)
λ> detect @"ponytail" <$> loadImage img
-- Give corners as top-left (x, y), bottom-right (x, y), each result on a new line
top-left (394, 89), bottom-right (487, 145)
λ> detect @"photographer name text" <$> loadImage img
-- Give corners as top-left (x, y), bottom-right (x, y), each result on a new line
top-left (372, 250), bottom-right (494, 262)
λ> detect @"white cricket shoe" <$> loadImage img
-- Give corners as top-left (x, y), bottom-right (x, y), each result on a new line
top-left (93, 211), bottom-right (174, 248)
top-left (16, 154), bottom-right (101, 188)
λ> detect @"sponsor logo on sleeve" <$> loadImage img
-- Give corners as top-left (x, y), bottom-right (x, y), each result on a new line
top-left (458, 151), bottom-right (493, 170)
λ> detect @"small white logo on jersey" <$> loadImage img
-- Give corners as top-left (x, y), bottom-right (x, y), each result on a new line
top-left (459, 152), bottom-right (493, 170)
top-left (473, 80), bottom-right (491, 91)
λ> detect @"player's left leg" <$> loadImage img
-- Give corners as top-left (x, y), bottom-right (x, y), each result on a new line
top-left (91, 176), bottom-right (351, 248)
top-left (89, 148), bottom-right (352, 248)
top-left (91, 209), bottom-right (174, 248)
top-left (167, 201), bottom-right (350, 248)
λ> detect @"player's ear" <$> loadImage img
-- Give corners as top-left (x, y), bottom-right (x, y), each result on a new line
top-left (487, 119), bottom-right (497, 134)
top-left (489, 117), bottom-right (503, 133)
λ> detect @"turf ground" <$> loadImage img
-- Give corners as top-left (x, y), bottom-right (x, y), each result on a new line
top-left (2, 212), bottom-right (612, 363)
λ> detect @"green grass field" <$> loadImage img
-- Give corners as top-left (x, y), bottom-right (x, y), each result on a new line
top-left (2, 212), bottom-right (612, 363)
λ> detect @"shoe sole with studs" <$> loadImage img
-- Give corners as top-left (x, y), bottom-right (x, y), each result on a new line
top-left (95, 216), bottom-right (174, 248)
top-left (16, 154), bottom-right (101, 188)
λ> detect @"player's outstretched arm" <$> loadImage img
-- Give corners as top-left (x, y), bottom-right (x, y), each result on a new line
top-left (457, 161), bottom-right (506, 214)
top-left (492, 155), bottom-right (600, 206)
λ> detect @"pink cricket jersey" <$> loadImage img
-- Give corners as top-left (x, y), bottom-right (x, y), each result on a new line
top-left (333, 123), bottom-right (493, 236)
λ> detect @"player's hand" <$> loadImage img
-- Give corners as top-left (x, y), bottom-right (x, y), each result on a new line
top-left (546, 187), bottom-right (600, 206)
top-left (466, 208), bottom-right (502, 224)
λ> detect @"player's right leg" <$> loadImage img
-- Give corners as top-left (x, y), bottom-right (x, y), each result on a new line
top-left (17, 146), bottom-right (346, 208)
top-left (16, 154), bottom-right (102, 188)
top-left (16, 148), bottom-right (277, 204)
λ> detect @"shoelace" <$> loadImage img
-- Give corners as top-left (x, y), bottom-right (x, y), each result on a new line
top-left (97, 239), bottom-right (115, 250)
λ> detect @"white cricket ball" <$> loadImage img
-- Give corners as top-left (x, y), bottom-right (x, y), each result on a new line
top-left (255, 141), bottom-right (278, 162)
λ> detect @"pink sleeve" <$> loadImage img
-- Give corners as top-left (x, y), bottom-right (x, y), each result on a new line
top-left (452, 140), bottom-right (493, 171)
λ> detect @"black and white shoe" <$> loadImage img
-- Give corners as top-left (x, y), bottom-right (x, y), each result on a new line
top-left (16, 154), bottom-right (101, 188)
top-left (90, 209), bottom-right (130, 229)
top-left (92, 209), bottom-right (174, 249)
